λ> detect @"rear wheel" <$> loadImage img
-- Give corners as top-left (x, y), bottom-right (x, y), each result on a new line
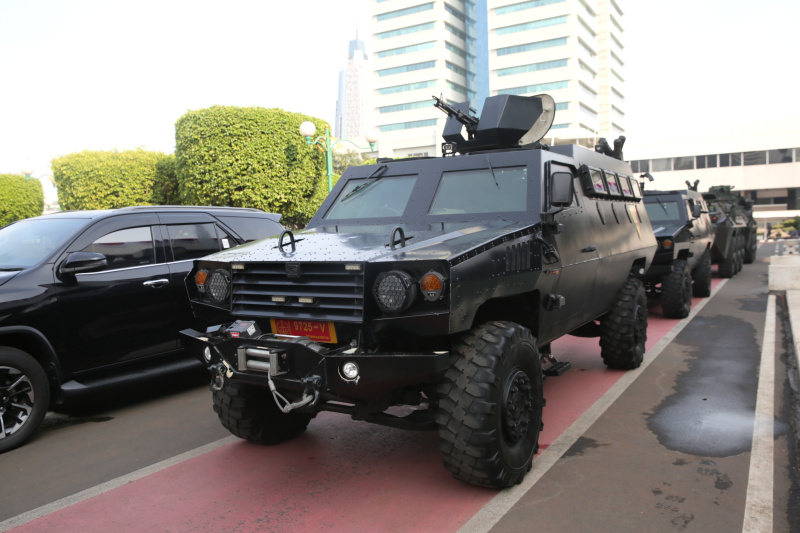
top-left (600, 278), bottom-right (647, 369)
top-left (213, 382), bottom-right (313, 444)
top-left (718, 246), bottom-right (736, 278)
top-left (744, 232), bottom-right (757, 264)
top-left (436, 321), bottom-right (544, 488)
top-left (0, 347), bottom-right (50, 453)
top-left (692, 251), bottom-right (712, 297)
top-left (661, 260), bottom-right (692, 318)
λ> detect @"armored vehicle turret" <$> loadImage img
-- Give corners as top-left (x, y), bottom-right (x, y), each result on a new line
top-left (180, 93), bottom-right (657, 489)
top-left (642, 189), bottom-right (715, 318)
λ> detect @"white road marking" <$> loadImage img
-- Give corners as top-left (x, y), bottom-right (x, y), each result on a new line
top-left (459, 279), bottom-right (729, 533)
top-left (742, 294), bottom-right (776, 532)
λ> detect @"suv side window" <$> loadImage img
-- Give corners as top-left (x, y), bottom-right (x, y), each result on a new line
top-left (83, 226), bottom-right (155, 269)
top-left (167, 223), bottom-right (226, 262)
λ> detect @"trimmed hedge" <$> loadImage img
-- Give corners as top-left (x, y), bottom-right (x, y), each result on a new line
top-left (0, 174), bottom-right (44, 226)
top-left (51, 149), bottom-right (169, 210)
top-left (175, 106), bottom-right (329, 227)
top-left (152, 154), bottom-right (179, 205)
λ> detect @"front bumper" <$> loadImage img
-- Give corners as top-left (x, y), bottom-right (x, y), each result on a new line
top-left (179, 327), bottom-right (450, 402)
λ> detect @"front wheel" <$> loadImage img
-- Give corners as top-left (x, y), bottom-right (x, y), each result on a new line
top-left (0, 347), bottom-right (50, 453)
top-left (436, 321), bottom-right (544, 488)
top-left (692, 251), bottom-right (712, 297)
top-left (213, 382), bottom-right (313, 445)
top-left (600, 278), bottom-right (648, 369)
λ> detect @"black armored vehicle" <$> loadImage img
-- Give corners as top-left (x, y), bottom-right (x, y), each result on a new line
top-left (642, 187), bottom-right (714, 318)
top-left (180, 94), bottom-right (658, 488)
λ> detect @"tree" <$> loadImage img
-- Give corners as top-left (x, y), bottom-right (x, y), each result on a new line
top-left (174, 106), bottom-right (329, 228)
top-left (332, 150), bottom-right (364, 175)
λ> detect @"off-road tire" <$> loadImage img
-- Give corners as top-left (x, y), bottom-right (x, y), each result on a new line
top-left (692, 251), bottom-right (712, 298)
top-left (661, 260), bottom-right (692, 318)
top-left (744, 233), bottom-right (757, 264)
top-left (718, 247), bottom-right (736, 278)
top-left (213, 382), bottom-right (313, 445)
top-left (735, 235), bottom-right (745, 273)
top-left (436, 321), bottom-right (544, 489)
top-left (0, 347), bottom-right (50, 453)
top-left (600, 278), bottom-right (647, 369)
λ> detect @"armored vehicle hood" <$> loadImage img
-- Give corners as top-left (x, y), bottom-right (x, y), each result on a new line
top-left (199, 220), bottom-right (534, 265)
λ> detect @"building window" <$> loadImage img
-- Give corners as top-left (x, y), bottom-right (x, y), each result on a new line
top-left (796, 148), bottom-right (800, 162)
top-left (730, 153), bottom-right (742, 166)
top-left (719, 154), bottom-right (730, 167)
top-left (639, 160), bottom-right (650, 172)
top-left (379, 119), bottom-right (438, 132)
top-left (446, 61), bottom-right (469, 76)
top-left (555, 102), bottom-right (569, 111)
top-left (444, 22), bottom-right (466, 40)
top-left (673, 156), bottom-right (693, 171)
top-left (376, 22), bottom-right (435, 40)
top-left (447, 80), bottom-right (469, 94)
top-left (695, 156), bottom-right (705, 170)
top-left (497, 37), bottom-right (568, 56)
top-left (379, 101), bottom-right (433, 114)
top-left (377, 42), bottom-right (436, 58)
top-left (445, 41), bottom-right (467, 58)
top-left (377, 3), bottom-right (434, 22)
top-left (630, 161), bottom-right (639, 173)
top-left (378, 61), bottom-right (436, 77)
top-left (769, 149), bottom-right (793, 164)
top-left (496, 15), bottom-right (567, 35)
top-left (444, 3), bottom-right (466, 22)
top-left (706, 155), bottom-right (717, 168)
top-left (496, 0), bottom-right (565, 15)
top-left (550, 124), bottom-right (569, 129)
top-left (743, 151), bottom-right (766, 166)
top-left (496, 59), bottom-right (567, 77)
top-left (379, 80), bottom-right (436, 95)
top-left (652, 158), bottom-right (671, 172)
top-left (497, 80), bottom-right (568, 95)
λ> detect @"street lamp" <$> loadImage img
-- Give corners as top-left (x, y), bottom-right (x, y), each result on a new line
top-left (299, 121), bottom-right (378, 192)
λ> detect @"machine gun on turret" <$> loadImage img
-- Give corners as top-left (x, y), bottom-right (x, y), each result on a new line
top-left (432, 95), bottom-right (479, 138)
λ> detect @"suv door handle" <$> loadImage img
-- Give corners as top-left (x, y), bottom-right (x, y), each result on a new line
top-left (143, 279), bottom-right (169, 288)
top-left (582, 245), bottom-right (597, 252)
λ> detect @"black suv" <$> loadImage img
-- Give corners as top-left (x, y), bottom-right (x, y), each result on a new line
top-left (180, 94), bottom-right (658, 488)
top-left (0, 206), bottom-right (282, 452)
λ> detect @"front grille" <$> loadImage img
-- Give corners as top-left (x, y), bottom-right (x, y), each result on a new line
top-left (231, 263), bottom-right (365, 323)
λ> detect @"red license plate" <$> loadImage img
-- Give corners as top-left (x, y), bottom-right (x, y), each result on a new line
top-left (269, 319), bottom-right (338, 343)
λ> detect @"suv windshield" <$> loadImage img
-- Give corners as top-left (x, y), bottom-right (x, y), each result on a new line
top-left (644, 200), bottom-right (682, 223)
top-left (0, 218), bottom-right (88, 269)
top-left (430, 167), bottom-right (527, 215)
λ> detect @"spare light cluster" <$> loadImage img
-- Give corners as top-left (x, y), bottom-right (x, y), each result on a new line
top-left (372, 270), bottom-right (446, 313)
top-left (195, 268), bottom-right (231, 304)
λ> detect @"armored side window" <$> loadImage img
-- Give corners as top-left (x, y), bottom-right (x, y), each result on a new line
top-left (619, 175), bottom-right (634, 198)
top-left (604, 171), bottom-right (621, 197)
top-left (630, 179), bottom-right (642, 199)
top-left (589, 169), bottom-right (608, 196)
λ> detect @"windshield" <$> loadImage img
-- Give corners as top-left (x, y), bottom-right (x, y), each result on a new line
top-left (0, 218), bottom-right (88, 269)
top-left (430, 167), bottom-right (527, 215)
top-left (644, 200), bottom-right (682, 223)
top-left (324, 175), bottom-right (417, 220)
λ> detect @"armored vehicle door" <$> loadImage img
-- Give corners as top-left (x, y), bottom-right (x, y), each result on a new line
top-left (540, 163), bottom-right (600, 336)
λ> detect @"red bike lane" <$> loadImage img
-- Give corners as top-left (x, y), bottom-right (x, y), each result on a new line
top-left (10, 282), bottom-right (720, 533)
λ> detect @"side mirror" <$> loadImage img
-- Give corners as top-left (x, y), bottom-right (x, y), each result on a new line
top-left (59, 251), bottom-right (108, 276)
top-left (550, 172), bottom-right (574, 208)
top-left (691, 204), bottom-right (702, 218)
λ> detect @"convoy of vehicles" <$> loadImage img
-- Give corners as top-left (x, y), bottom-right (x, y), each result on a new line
top-left (0, 206), bottom-right (283, 453)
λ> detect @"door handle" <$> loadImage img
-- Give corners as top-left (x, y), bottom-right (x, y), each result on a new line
top-left (582, 245), bottom-right (597, 252)
top-left (143, 278), bottom-right (169, 288)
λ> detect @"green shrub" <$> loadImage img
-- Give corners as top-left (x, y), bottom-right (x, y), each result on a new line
top-left (51, 149), bottom-right (169, 210)
top-left (152, 154), bottom-right (179, 205)
top-left (174, 106), bottom-right (329, 227)
top-left (0, 174), bottom-right (44, 226)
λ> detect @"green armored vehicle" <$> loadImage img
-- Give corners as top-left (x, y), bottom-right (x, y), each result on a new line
top-left (702, 185), bottom-right (754, 277)
top-left (179, 94), bottom-right (658, 489)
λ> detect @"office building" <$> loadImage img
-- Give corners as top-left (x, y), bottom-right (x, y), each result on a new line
top-left (335, 37), bottom-right (371, 143)
top-left (370, 0), bottom-right (626, 158)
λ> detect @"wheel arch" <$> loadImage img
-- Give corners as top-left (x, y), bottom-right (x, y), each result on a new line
top-left (470, 291), bottom-right (541, 337)
top-left (0, 326), bottom-right (64, 403)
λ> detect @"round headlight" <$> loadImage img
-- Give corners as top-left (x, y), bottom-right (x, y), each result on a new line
top-left (341, 361), bottom-right (359, 380)
top-left (206, 269), bottom-right (230, 303)
top-left (203, 346), bottom-right (212, 363)
top-left (420, 271), bottom-right (446, 301)
top-left (373, 270), bottom-right (417, 313)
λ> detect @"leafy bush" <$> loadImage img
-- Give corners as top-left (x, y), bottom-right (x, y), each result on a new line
top-left (51, 149), bottom-right (169, 210)
top-left (174, 106), bottom-right (329, 227)
top-left (0, 174), bottom-right (44, 226)
top-left (152, 154), bottom-right (179, 205)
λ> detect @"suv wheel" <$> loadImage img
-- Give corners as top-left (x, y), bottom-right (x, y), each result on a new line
top-left (0, 348), bottom-right (50, 453)
top-left (744, 234), bottom-right (757, 264)
top-left (692, 251), bottom-right (712, 298)
top-left (213, 382), bottom-right (313, 444)
top-left (600, 278), bottom-right (647, 369)
top-left (661, 260), bottom-right (692, 318)
top-left (436, 321), bottom-right (544, 488)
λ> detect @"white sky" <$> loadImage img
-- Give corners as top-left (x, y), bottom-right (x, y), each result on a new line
top-left (0, 0), bottom-right (798, 178)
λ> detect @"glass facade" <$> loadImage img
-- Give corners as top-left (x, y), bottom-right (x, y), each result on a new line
top-left (630, 147), bottom-right (798, 173)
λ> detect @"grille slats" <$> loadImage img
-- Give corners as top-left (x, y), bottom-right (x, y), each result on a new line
top-left (232, 262), bottom-right (365, 323)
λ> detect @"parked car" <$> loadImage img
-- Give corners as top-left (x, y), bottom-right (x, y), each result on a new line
top-left (0, 205), bottom-right (283, 453)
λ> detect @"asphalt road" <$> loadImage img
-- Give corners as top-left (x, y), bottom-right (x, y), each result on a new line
top-left (1, 241), bottom-right (796, 532)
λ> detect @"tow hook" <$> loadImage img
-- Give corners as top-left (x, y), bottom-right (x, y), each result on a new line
top-left (210, 363), bottom-right (226, 391)
top-left (268, 374), bottom-right (321, 413)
